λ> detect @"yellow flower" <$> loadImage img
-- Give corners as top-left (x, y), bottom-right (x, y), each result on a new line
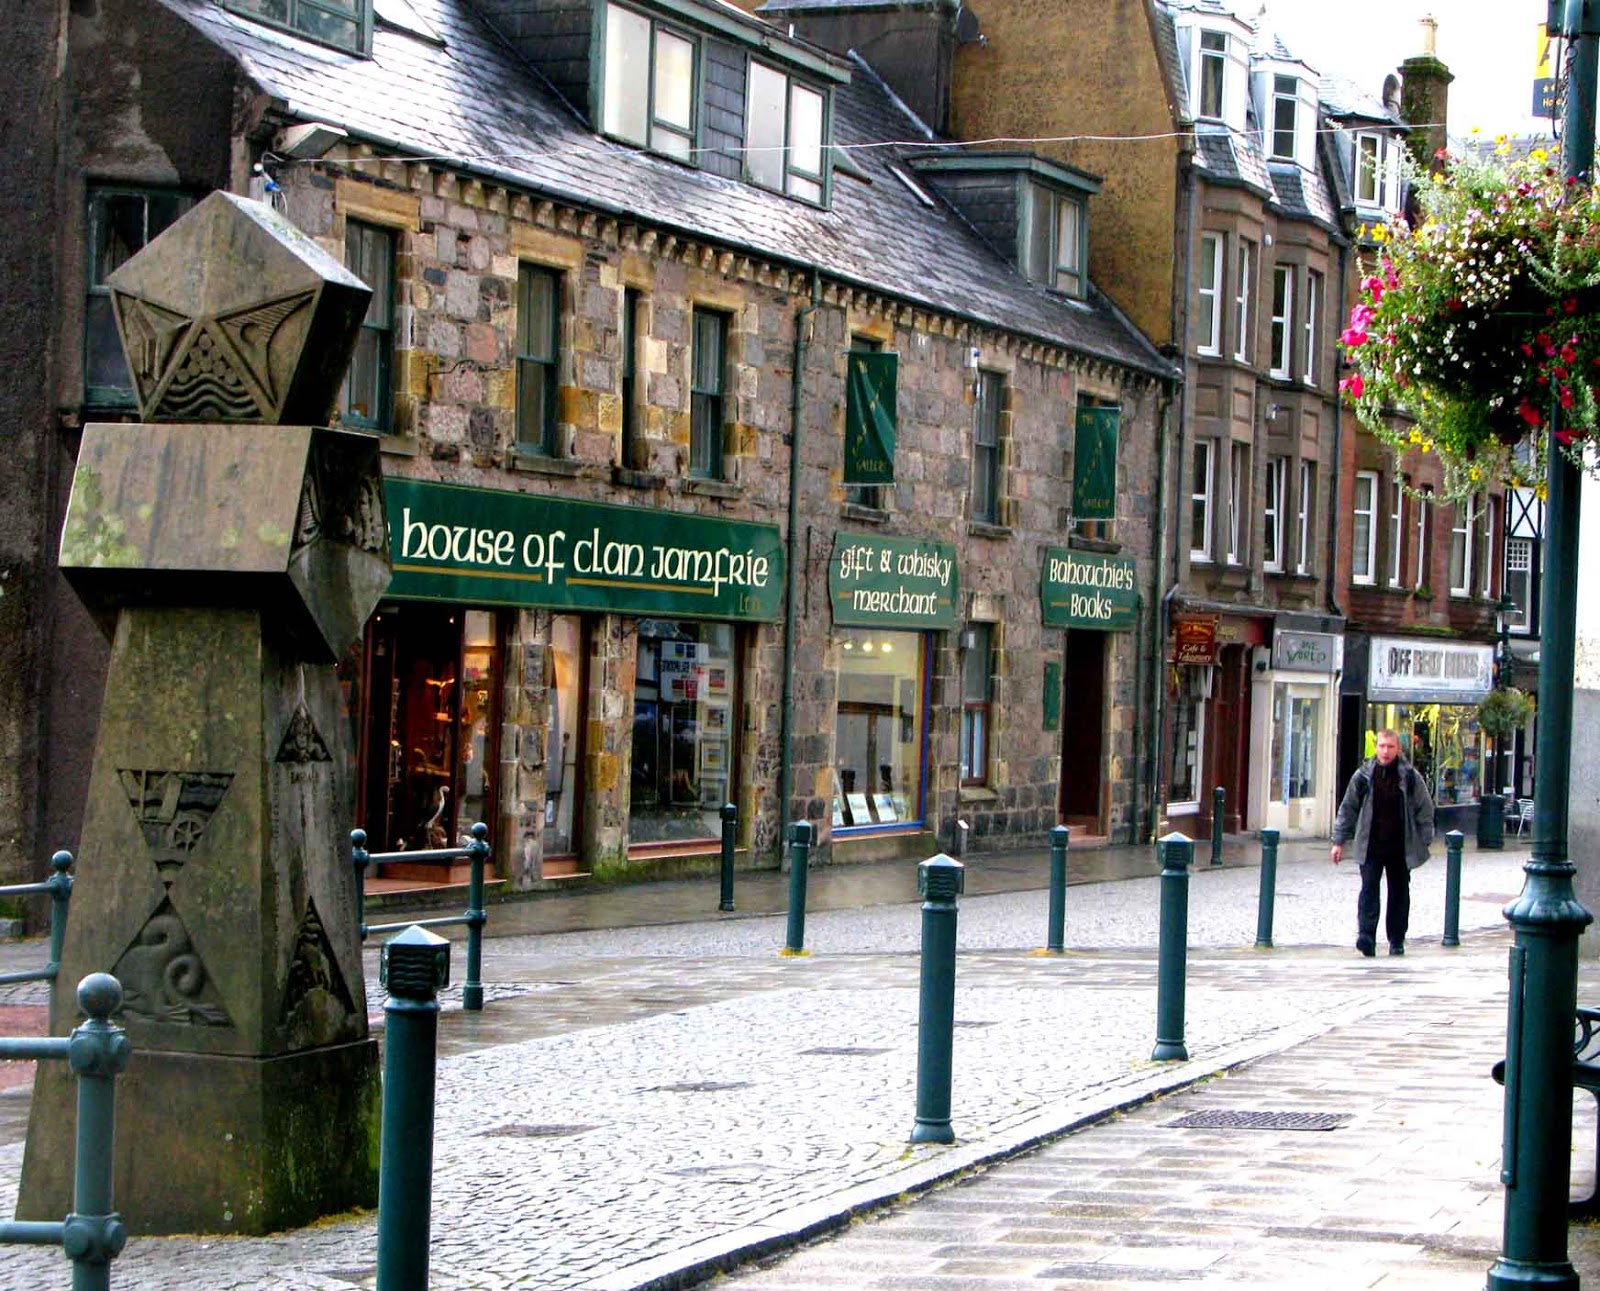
top-left (1536, 481), bottom-right (1549, 501)
top-left (1372, 223), bottom-right (1389, 243)
top-left (1532, 148), bottom-right (1549, 163)
top-left (1471, 126), bottom-right (1482, 135)
top-left (1470, 466), bottom-right (1483, 481)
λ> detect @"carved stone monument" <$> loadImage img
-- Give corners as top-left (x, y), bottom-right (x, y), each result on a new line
top-left (18, 192), bottom-right (390, 1235)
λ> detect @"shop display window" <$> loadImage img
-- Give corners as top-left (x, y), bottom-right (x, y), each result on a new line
top-left (1167, 667), bottom-right (1205, 807)
top-left (1365, 702), bottom-right (1486, 802)
top-left (544, 615), bottom-right (585, 858)
top-left (832, 628), bottom-right (927, 830)
top-left (1270, 685), bottom-right (1320, 802)
top-left (631, 620), bottom-right (736, 844)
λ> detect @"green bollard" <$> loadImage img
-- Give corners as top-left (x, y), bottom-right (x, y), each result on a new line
top-left (1254, 828), bottom-right (1279, 949)
top-left (463, 822), bottom-right (489, 1012)
top-left (377, 926), bottom-right (451, 1291)
top-left (910, 853), bottom-right (964, 1144)
top-left (351, 829), bottom-right (370, 940)
top-left (1442, 830), bottom-right (1464, 948)
top-left (782, 821), bottom-right (812, 955)
top-left (718, 803), bottom-right (737, 912)
top-left (45, 851), bottom-right (73, 982)
top-left (63, 973), bottom-right (130, 1291)
top-left (1210, 785), bottom-right (1225, 866)
top-left (1152, 832), bottom-right (1193, 1061)
top-left (1046, 826), bottom-right (1069, 953)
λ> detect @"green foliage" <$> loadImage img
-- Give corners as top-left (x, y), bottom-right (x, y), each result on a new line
top-left (1477, 686), bottom-right (1535, 740)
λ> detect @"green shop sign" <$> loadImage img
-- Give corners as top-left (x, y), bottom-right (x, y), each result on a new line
top-left (829, 532), bottom-right (958, 629)
top-left (384, 478), bottom-right (784, 621)
top-left (1040, 547), bottom-right (1138, 631)
top-left (1072, 405), bottom-right (1119, 521)
top-left (843, 350), bottom-right (897, 485)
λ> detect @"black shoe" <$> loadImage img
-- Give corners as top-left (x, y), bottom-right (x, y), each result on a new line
top-left (1389, 943), bottom-right (1405, 956)
top-left (1357, 940), bottom-right (1376, 957)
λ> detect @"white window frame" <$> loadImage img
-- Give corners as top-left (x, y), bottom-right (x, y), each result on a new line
top-left (1415, 485), bottom-right (1431, 590)
top-left (1226, 442), bottom-right (1245, 565)
top-left (1449, 496), bottom-right (1476, 596)
top-left (1233, 240), bottom-right (1252, 363)
top-left (1505, 537), bottom-right (1534, 633)
top-left (1303, 270), bottom-right (1321, 386)
top-left (1296, 459), bottom-right (1313, 575)
top-left (1479, 494), bottom-right (1496, 597)
top-left (1388, 475), bottom-right (1406, 587)
top-left (744, 60), bottom-right (828, 204)
top-left (1198, 30), bottom-right (1228, 120)
top-left (1263, 455), bottom-right (1287, 573)
top-left (1270, 265), bottom-right (1293, 379)
top-left (1355, 131), bottom-right (1401, 213)
top-left (1191, 439), bottom-right (1215, 563)
top-left (1197, 233), bottom-right (1223, 356)
top-left (1353, 470), bottom-right (1378, 585)
top-left (1271, 75), bottom-right (1298, 160)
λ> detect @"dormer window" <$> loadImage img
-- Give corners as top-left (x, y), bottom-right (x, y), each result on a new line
top-left (746, 62), bottom-right (828, 204)
top-left (223, 0), bottom-right (371, 55)
top-left (603, 2), bottom-right (697, 161)
top-left (1271, 76), bottom-right (1297, 159)
top-left (1199, 31), bottom-right (1228, 119)
top-left (1024, 183), bottom-right (1085, 297)
top-left (1355, 132), bottom-right (1402, 212)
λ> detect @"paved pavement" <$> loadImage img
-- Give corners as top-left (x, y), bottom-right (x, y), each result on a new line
top-left (1, 839), bottom-right (1594, 1289)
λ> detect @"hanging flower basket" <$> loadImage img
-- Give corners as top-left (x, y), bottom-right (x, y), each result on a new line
top-left (1339, 142), bottom-right (1600, 498)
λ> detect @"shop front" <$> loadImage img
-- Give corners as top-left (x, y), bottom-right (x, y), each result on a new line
top-left (1252, 622), bottom-right (1342, 839)
top-left (359, 478), bottom-right (783, 885)
top-left (1166, 612), bottom-right (1267, 834)
top-left (1362, 634), bottom-right (1495, 811)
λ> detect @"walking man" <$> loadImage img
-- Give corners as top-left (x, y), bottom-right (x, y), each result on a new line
top-left (1331, 728), bottom-right (1435, 956)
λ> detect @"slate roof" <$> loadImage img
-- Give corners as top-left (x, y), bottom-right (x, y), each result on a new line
top-left (149, 0), bottom-right (1174, 378)
top-left (1319, 72), bottom-right (1403, 126)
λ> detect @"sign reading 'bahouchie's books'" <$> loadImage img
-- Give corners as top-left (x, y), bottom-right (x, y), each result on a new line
top-left (829, 532), bottom-right (959, 629)
top-left (1040, 547), bottom-right (1138, 631)
top-left (385, 478), bottom-right (784, 621)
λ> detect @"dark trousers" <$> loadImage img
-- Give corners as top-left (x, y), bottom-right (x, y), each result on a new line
top-left (1358, 853), bottom-right (1410, 948)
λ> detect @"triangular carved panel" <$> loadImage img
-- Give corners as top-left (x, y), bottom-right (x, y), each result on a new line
top-left (275, 703), bottom-right (332, 765)
top-left (112, 899), bottom-right (233, 1028)
top-left (117, 769), bottom-right (234, 887)
top-left (280, 897), bottom-right (357, 1047)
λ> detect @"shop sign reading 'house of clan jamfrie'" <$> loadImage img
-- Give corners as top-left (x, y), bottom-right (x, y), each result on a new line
top-left (1040, 547), bottom-right (1137, 631)
top-left (829, 532), bottom-right (958, 629)
top-left (384, 479), bottom-right (784, 621)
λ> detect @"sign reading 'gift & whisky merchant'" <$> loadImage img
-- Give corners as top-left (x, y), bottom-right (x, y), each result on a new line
top-left (829, 532), bottom-right (959, 629)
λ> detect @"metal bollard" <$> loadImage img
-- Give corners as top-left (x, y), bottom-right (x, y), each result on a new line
top-left (46, 851), bottom-right (74, 981)
top-left (782, 821), bottom-right (812, 956)
top-left (1153, 832), bottom-right (1193, 1061)
top-left (64, 973), bottom-right (130, 1291)
top-left (462, 822), bottom-right (489, 1012)
top-left (910, 854), bottom-right (964, 1144)
top-left (1443, 829), bottom-right (1464, 948)
top-left (718, 803), bottom-right (737, 912)
top-left (351, 829), bottom-right (370, 939)
top-left (1210, 785), bottom-right (1225, 866)
top-left (1255, 828), bottom-right (1279, 949)
top-left (376, 926), bottom-right (451, 1291)
top-left (1046, 825), bottom-right (1069, 953)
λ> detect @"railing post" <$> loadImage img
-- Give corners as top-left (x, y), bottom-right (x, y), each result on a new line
top-left (377, 926), bottom-right (451, 1291)
top-left (62, 973), bottom-right (129, 1291)
top-left (718, 803), bottom-right (737, 912)
top-left (463, 822), bottom-right (489, 1013)
top-left (909, 854), bottom-right (964, 1144)
top-left (1046, 825), bottom-right (1069, 953)
top-left (1153, 832), bottom-right (1193, 1061)
top-left (1443, 829), bottom-right (1464, 948)
top-left (1210, 785), bottom-right (1225, 866)
top-left (351, 829), bottom-right (370, 941)
top-left (782, 821), bottom-right (812, 956)
top-left (46, 851), bottom-right (73, 980)
top-left (1254, 828), bottom-right (1279, 949)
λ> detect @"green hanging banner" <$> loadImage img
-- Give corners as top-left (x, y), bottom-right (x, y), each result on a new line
top-left (1072, 404), bottom-right (1119, 520)
top-left (844, 350), bottom-right (898, 485)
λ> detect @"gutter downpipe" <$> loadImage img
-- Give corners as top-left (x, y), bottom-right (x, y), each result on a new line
top-left (1326, 239), bottom-right (1349, 621)
top-left (776, 273), bottom-right (823, 863)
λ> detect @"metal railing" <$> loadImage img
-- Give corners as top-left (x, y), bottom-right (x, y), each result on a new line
top-left (352, 824), bottom-right (490, 1011)
top-left (0, 973), bottom-right (130, 1290)
top-left (0, 851), bottom-right (74, 989)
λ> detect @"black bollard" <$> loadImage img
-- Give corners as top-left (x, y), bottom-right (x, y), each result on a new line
top-left (1210, 785), bottom-right (1225, 866)
top-left (718, 803), bottom-right (737, 912)
top-left (1046, 825), bottom-right (1069, 953)
top-left (782, 821), bottom-right (812, 955)
top-left (910, 854), bottom-right (964, 1144)
top-left (1255, 828), bottom-right (1279, 949)
top-left (1443, 829), bottom-right (1464, 948)
top-left (1153, 832), bottom-right (1192, 1061)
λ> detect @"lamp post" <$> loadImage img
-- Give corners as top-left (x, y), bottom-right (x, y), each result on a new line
top-left (1495, 591), bottom-right (1517, 795)
top-left (1487, 3), bottom-right (1597, 1285)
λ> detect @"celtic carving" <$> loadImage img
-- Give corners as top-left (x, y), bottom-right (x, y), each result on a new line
top-left (117, 769), bottom-right (234, 887)
top-left (275, 702), bottom-right (331, 764)
top-left (279, 898), bottom-right (357, 1046)
top-left (336, 472), bottom-right (388, 556)
top-left (112, 900), bottom-right (233, 1028)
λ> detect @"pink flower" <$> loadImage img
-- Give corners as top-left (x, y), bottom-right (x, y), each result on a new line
top-left (1361, 275), bottom-right (1384, 303)
top-left (1341, 327), bottom-right (1369, 348)
top-left (1339, 373), bottom-right (1365, 398)
top-left (1561, 385), bottom-right (1575, 409)
top-left (1520, 400), bottom-right (1544, 427)
top-left (1349, 303), bottom-right (1376, 329)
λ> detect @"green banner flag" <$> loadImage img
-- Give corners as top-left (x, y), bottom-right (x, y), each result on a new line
top-left (1072, 405), bottom-right (1119, 520)
top-left (844, 351), bottom-right (897, 485)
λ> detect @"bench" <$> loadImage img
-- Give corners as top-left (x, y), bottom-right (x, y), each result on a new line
top-left (1492, 1005), bottom-right (1600, 1216)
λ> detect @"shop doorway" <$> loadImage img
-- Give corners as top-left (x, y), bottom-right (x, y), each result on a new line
top-left (358, 604), bottom-right (503, 871)
top-left (542, 615), bottom-right (587, 875)
top-left (1266, 680), bottom-right (1325, 835)
top-left (1057, 630), bottom-right (1106, 835)
top-left (1211, 646), bottom-right (1249, 832)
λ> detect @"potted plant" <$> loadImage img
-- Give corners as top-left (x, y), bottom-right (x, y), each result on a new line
top-left (1339, 142), bottom-right (1600, 498)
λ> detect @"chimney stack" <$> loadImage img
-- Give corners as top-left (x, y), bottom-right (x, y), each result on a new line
top-left (1400, 13), bottom-right (1453, 173)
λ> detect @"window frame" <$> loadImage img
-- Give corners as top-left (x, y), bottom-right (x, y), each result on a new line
top-left (601, 1), bottom-right (701, 164)
top-left (515, 263), bottom-right (562, 456)
top-left (1388, 475), bottom-right (1406, 588)
top-left (620, 287), bottom-right (641, 468)
top-left (1415, 484), bottom-right (1432, 590)
top-left (1023, 182), bottom-right (1087, 298)
top-left (1449, 496), bottom-right (1476, 596)
top-left (1269, 264), bottom-right (1293, 379)
top-left (959, 623), bottom-right (994, 788)
top-left (221, 0), bottom-right (372, 56)
top-left (1191, 438), bottom-right (1215, 563)
top-left (341, 219), bottom-right (396, 434)
top-left (971, 369), bottom-right (1005, 524)
top-left (1271, 74), bottom-right (1298, 160)
top-left (1198, 29), bottom-right (1228, 120)
top-left (1355, 131), bottom-right (1400, 211)
top-left (1296, 459), bottom-right (1314, 576)
top-left (1479, 494), bottom-right (1496, 597)
top-left (1505, 536), bottom-right (1534, 634)
top-left (1226, 442), bottom-right (1246, 566)
top-left (689, 306), bottom-right (728, 480)
top-left (744, 58), bottom-right (831, 206)
top-left (1197, 232), bottom-right (1223, 356)
top-left (1303, 269), bottom-right (1321, 386)
top-left (1232, 239), bottom-right (1252, 363)
top-left (1352, 469), bottom-right (1378, 585)
top-left (1263, 454), bottom-right (1286, 574)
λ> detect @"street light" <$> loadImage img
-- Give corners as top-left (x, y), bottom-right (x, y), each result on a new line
top-left (1495, 591), bottom-right (1517, 690)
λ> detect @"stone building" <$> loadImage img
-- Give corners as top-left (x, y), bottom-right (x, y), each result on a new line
top-left (1, 0), bottom-right (1175, 891)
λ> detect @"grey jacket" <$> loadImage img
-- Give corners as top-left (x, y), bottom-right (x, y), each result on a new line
top-left (1332, 756), bottom-right (1436, 870)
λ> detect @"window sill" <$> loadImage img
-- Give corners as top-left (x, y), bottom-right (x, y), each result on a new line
top-left (379, 434), bottom-right (418, 457)
top-left (510, 452), bottom-right (586, 478)
top-left (613, 466), bottom-right (667, 490)
top-left (1067, 534), bottom-right (1122, 554)
top-left (967, 520), bottom-right (1012, 540)
top-left (959, 786), bottom-right (999, 804)
top-left (683, 477), bottom-right (742, 500)
top-left (841, 502), bottom-right (890, 524)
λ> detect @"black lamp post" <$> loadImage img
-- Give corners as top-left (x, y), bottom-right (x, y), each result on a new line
top-left (1495, 591), bottom-right (1516, 691)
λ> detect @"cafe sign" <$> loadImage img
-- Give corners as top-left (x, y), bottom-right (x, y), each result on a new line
top-left (384, 478), bottom-right (784, 621)
top-left (829, 532), bottom-right (958, 629)
top-left (1173, 615), bottom-right (1218, 666)
top-left (1039, 547), bottom-right (1137, 631)
top-left (1368, 635), bottom-right (1495, 703)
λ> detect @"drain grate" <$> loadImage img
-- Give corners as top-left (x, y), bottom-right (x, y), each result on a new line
top-left (801, 1046), bottom-right (893, 1057)
top-left (644, 1081), bottom-right (753, 1094)
top-left (1167, 1110), bottom-right (1352, 1131)
top-left (478, 1123), bottom-right (596, 1139)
